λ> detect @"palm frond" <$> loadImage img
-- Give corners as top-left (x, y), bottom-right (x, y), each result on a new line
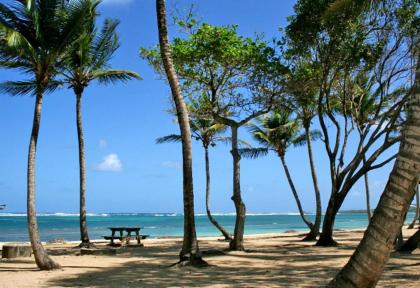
top-left (291, 132), bottom-right (307, 147)
top-left (238, 147), bottom-right (269, 159)
top-left (309, 130), bottom-right (323, 141)
top-left (0, 80), bottom-right (37, 96)
top-left (214, 136), bottom-right (252, 148)
top-left (156, 134), bottom-right (182, 144)
top-left (0, 79), bottom-right (62, 96)
top-left (93, 69), bottom-right (141, 84)
top-left (91, 18), bottom-right (120, 70)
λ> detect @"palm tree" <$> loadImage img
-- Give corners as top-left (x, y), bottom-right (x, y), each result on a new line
top-left (63, 10), bottom-right (140, 248)
top-left (0, 0), bottom-right (91, 270)
top-left (0, 0), bottom-right (90, 270)
top-left (155, 0), bottom-right (206, 266)
top-left (243, 110), bottom-right (321, 239)
top-left (288, 62), bottom-right (322, 240)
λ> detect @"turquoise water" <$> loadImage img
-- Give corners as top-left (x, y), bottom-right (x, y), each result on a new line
top-left (0, 212), bottom-right (415, 242)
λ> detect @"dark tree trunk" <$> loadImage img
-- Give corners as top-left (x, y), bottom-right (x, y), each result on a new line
top-left (302, 125), bottom-right (321, 241)
top-left (363, 155), bottom-right (372, 220)
top-left (27, 91), bottom-right (61, 270)
top-left (394, 228), bottom-right (404, 250)
top-left (204, 146), bottom-right (232, 240)
top-left (316, 194), bottom-right (339, 246)
top-left (408, 186), bottom-right (419, 229)
top-left (76, 92), bottom-right (91, 248)
top-left (398, 228), bottom-right (420, 253)
top-left (328, 56), bottom-right (420, 288)
top-left (156, 0), bottom-right (205, 266)
top-left (279, 154), bottom-right (314, 233)
top-left (229, 125), bottom-right (246, 251)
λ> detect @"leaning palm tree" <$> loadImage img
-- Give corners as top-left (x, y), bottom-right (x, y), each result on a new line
top-left (0, 0), bottom-right (91, 270)
top-left (156, 0), bottom-right (206, 266)
top-left (328, 51), bottom-right (420, 288)
top-left (63, 11), bottom-right (140, 248)
top-left (242, 110), bottom-right (321, 240)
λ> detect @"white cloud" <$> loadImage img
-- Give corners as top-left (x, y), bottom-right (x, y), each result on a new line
top-left (95, 154), bottom-right (123, 172)
top-left (99, 139), bottom-right (108, 149)
top-left (101, 0), bottom-right (133, 6)
top-left (161, 161), bottom-right (181, 170)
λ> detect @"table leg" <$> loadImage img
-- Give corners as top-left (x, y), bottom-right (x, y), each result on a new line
top-left (111, 230), bottom-right (115, 246)
top-left (126, 231), bottom-right (131, 245)
top-left (136, 230), bottom-right (140, 244)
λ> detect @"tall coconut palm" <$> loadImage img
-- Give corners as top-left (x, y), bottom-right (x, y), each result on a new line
top-left (288, 62), bottom-right (322, 240)
top-left (0, 0), bottom-right (91, 270)
top-left (63, 10), bottom-right (140, 248)
top-left (243, 110), bottom-right (321, 239)
top-left (155, 0), bottom-right (206, 266)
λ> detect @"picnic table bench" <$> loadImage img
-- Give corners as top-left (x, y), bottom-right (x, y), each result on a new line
top-left (103, 227), bottom-right (149, 246)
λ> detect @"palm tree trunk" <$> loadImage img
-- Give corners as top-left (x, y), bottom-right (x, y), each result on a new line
top-left (156, 0), bottom-right (205, 266)
top-left (204, 146), bottom-right (232, 240)
top-left (408, 186), bottom-right (419, 229)
top-left (229, 125), bottom-right (246, 251)
top-left (76, 92), bottom-right (91, 248)
top-left (303, 125), bottom-right (321, 241)
top-left (327, 56), bottom-right (420, 288)
top-left (279, 154), bottom-right (314, 232)
top-left (398, 228), bottom-right (420, 253)
top-left (363, 155), bottom-right (372, 220)
top-left (27, 91), bottom-right (60, 270)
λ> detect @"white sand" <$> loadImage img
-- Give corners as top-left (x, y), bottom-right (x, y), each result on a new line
top-left (0, 228), bottom-right (419, 287)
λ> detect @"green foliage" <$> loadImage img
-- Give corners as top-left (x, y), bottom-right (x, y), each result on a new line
top-left (286, 60), bottom-right (321, 126)
top-left (141, 22), bottom-right (287, 121)
top-left (64, 12), bottom-right (140, 95)
top-left (0, 0), bottom-right (94, 95)
top-left (247, 110), bottom-right (305, 157)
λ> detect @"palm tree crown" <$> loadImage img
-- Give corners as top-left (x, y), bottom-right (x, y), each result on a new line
top-left (0, 0), bottom-right (93, 96)
top-left (247, 110), bottom-right (306, 157)
top-left (63, 15), bottom-right (140, 94)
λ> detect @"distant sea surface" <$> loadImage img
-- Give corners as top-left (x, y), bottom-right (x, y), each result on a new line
top-left (0, 212), bottom-right (416, 242)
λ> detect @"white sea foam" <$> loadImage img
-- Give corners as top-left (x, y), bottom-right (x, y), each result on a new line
top-left (0, 212), bottom-right (314, 217)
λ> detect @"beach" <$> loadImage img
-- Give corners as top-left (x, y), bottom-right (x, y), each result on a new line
top-left (1, 228), bottom-right (419, 288)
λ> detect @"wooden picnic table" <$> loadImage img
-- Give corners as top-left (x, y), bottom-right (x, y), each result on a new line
top-left (104, 227), bottom-right (147, 246)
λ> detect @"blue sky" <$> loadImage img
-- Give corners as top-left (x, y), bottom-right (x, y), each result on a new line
top-left (0, 0), bottom-right (394, 214)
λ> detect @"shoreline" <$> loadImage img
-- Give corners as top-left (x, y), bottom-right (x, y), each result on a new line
top-left (0, 228), bottom-right (368, 250)
top-left (0, 226), bottom-right (374, 251)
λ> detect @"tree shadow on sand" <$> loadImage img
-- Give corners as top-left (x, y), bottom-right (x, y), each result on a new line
top-left (45, 234), bottom-right (420, 288)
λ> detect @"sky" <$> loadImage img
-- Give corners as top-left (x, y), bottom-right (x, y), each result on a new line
top-left (0, 0), bottom-right (396, 214)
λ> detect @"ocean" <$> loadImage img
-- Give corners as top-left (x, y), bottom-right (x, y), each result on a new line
top-left (0, 212), bottom-right (416, 242)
